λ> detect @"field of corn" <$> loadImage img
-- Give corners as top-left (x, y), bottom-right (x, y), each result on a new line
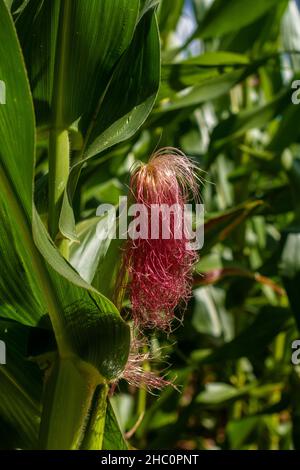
top-left (1, 0), bottom-right (300, 451)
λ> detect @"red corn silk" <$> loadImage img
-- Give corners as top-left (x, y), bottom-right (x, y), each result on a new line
top-left (119, 148), bottom-right (199, 331)
top-left (112, 336), bottom-right (172, 392)
top-left (122, 348), bottom-right (171, 391)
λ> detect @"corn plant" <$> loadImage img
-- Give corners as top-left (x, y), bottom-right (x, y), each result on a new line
top-left (0, 0), bottom-right (162, 450)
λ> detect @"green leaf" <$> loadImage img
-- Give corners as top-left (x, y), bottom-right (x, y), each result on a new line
top-left (69, 216), bottom-right (122, 300)
top-left (209, 88), bottom-right (290, 153)
top-left (0, 206), bottom-right (44, 326)
top-left (192, 307), bottom-right (291, 364)
top-left (0, 320), bottom-right (42, 449)
top-left (69, 216), bottom-right (115, 285)
top-left (17, 0), bottom-right (140, 127)
top-left (158, 69), bottom-right (246, 112)
top-left (160, 53), bottom-right (250, 103)
top-left (227, 416), bottom-right (260, 449)
top-left (80, 386), bottom-right (109, 450)
top-left (0, 4), bottom-right (131, 451)
top-left (4, 0), bottom-right (12, 9)
top-left (0, 0), bottom-right (130, 380)
top-left (102, 400), bottom-right (128, 450)
top-left (85, 9), bottom-right (160, 159)
top-left (32, 210), bottom-right (131, 380)
top-left (184, 51), bottom-right (250, 66)
top-left (203, 200), bottom-right (264, 255)
top-left (280, 229), bottom-right (300, 331)
top-left (268, 103), bottom-right (300, 153)
top-left (196, 382), bottom-right (254, 406)
top-left (159, 64), bottom-right (224, 102)
top-left (196, 0), bottom-right (288, 39)
top-left (158, 0), bottom-right (184, 46)
top-left (0, 0), bottom-right (35, 218)
top-left (60, 6), bottom-right (160, 241)
top-left (39, 356), bottom-right (96, 450)
top-left (291, 370), bottom-right (300, 450)
top-left (157, 55), bottom-right (276, 112)
top-left (192, 287), bottom-right (224, 338)
top-left (194, 266), bottom-right (285, 296)
top-left (140, 0), bottom-right (159, 17)
top-left (0, 1), bottom-right (46, 328)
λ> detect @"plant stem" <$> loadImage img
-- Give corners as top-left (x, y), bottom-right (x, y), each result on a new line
top-left (48, 0), bottom-right (71, 247)
top-left (48, 129), bottom-right (70, 242)
top-left (39, 357), bottom-right (99, 450)
top-left (137, 345), bottom-right (150, 417)
top-left (270, 332), bottom-right (286, 450)
top-left (80, 384), bottom-right (109, 450)
top-left (57, 231), bottom-right (70, 259)
top-left (137, 386), bottom-right (147, 418)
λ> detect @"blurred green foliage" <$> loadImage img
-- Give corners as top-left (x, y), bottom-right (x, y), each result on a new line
top-left (106, 0), bottom-right (300, 450)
